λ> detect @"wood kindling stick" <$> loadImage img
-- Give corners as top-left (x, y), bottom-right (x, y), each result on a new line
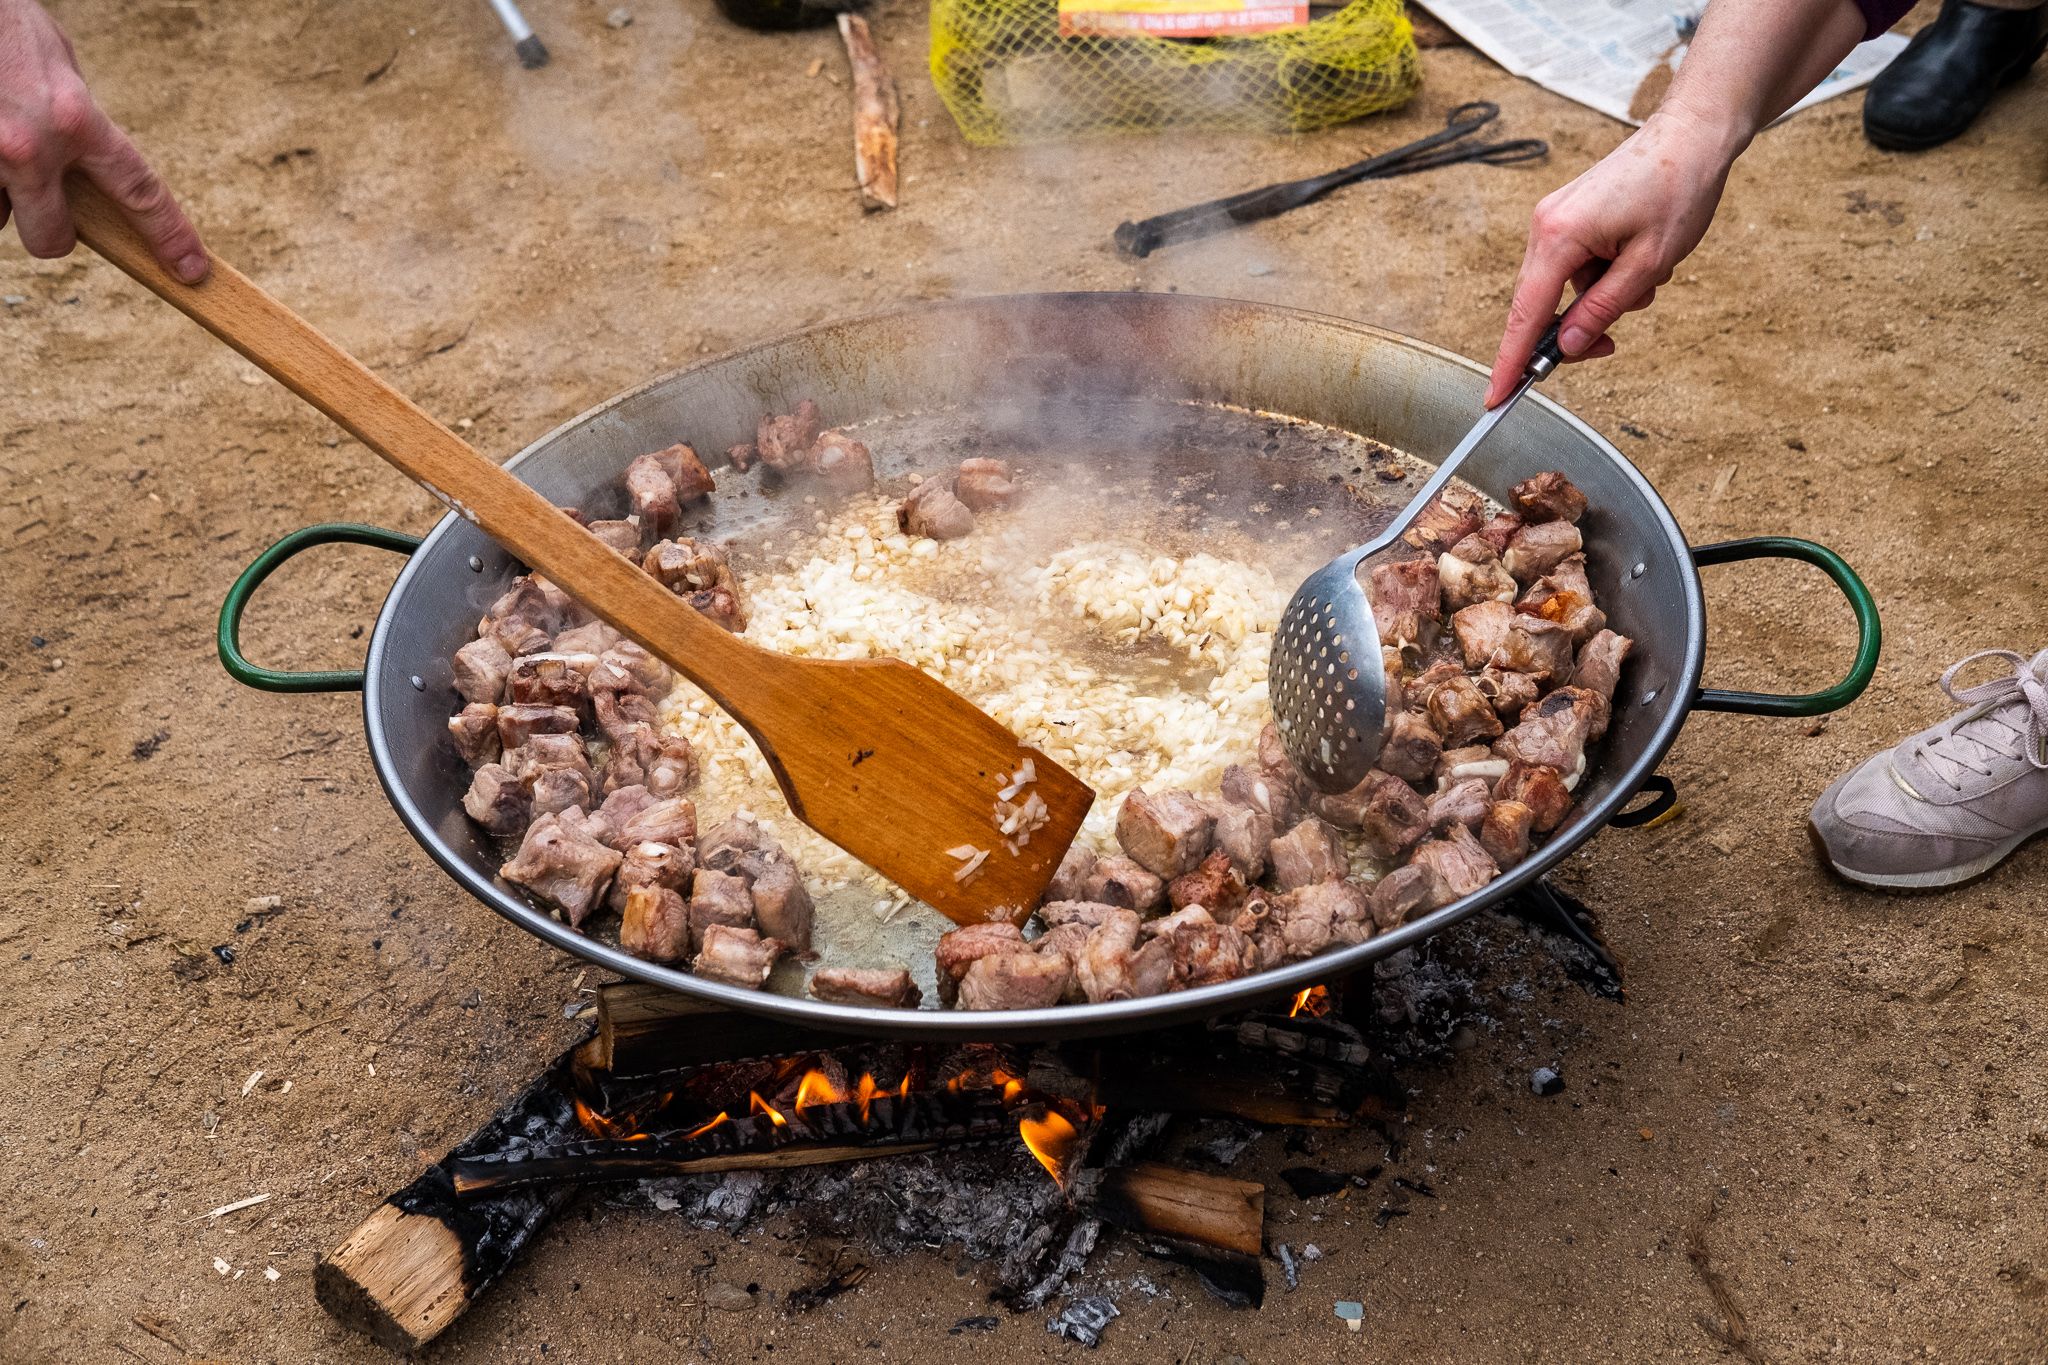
top-left (838, 13), bottom-right (900, 210)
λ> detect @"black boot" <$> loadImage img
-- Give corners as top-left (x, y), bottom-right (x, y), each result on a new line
top-left (1863, 0), bottom-right (2047, 151)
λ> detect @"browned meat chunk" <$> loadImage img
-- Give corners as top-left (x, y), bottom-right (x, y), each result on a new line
top-left (693, 924), bottom-right (786, 989)
top-left (1497, 760), bottom-right (1574, 832)
top-left (1450, 600), bottom-right (1516, 670)
top-left (608, 839), bottom-right (694, 913)
top-left (1068, 906), bottom-right (1142, 1003)
top-left (809, 966), bottom-right (923, 1009)
top-left (643, 539), bottom-right (749, 633)
top-left (1369, 863), bottom-right (1439, 930)
top-left (1407, 825), bottom-right (1499, 909)
top-left (448, 703), bottom-right (502, 767)
top-left (600, 718), bottom-right (695, 798)
top-left (1480, 799), bottom-right (1535, 867)
top-left (1401, 484), bottom-right (1485, 554)
top-left (1167, 851), bottom-right (1249, 915)
top-left (697, 813), bottom-right (777, 874)
top-left (756, 400), bottom-right (823, 473)
top-left (1475, 511), bottom-right (1523, 554)
top-left (1428, 778), bottom-right (1492, 833)
top-left (934, 921), bottom-right (1027, 1005)
top-left (586, 518), bottom-right (642, 557)
top-left (504, 731), bottom-right (592, 777)
top-left (588, 783), bottom-right (656, 844)
top-left (1496, 687), bottom-right (1603, 773)
top-left (1268, 817), bottom-right (1346, 891)
top-left (496, 702), bottom-right (580, 749)
top-left (1368, 558), bottom-right (1442, 650)
top-left (1428, 674), bottom-right (1505, 747)
top-left (479, 578), bottom-right (561, 657)
top-left (1438, 536), bottom-right (1520, 612)
top-left (624, 452), bottom-right (681, 533)
top-left (1213, 803), bottom-right (1275, 880)
top-left (462, 762), bottom-right (530, 837)
top-left (1264, 880), bottom-right (1372, 962)
top-left (508, 652), bottom-right (597, 711)
top-left (897, 478), bottom-right (975, 541)
top-left (500, 811), bottom-right (622, 927)
top-left (748, 858), bottom-right (814, 952)
top-left (727, 442), bottom-right (758, 471)
top-left (619, 884), bottom-right (690, 962)
top-left (529, 766), bottom-right (592, 818)
top-left (593, 688), bottom-right (660, 743)
top-left (1380, 709), bottom-right (1444, 785)
top-left (1503, 520), bottom-right (1583, 584)
top-left (1167, 918), bottom-right (1261, 989)
top-left (453, 636), bottom-right (513, 704)
top-left (1042, 842), bottom-right (1098, 904)
top-left (650, 441), bottom-right (716, 503)
top-left (1488, 615), bottom-right (1575, 685)
top-left (1575, 629), bottom-right (1634, 707)
top-left (1115, 789), bottom-right (1216, 879)
top-left (618, 796), bottom-right (697, 850)
top-left (1315, 769), bottom-right (1427, 862)
top-left (808, 429), bottom-right (875, 495)
top-left (1475, 666), bottom-right (1541, 722)
top-left (1519, 553), bottom-right (1607, 644)
top-left (555, 621), bottom-right (623, 656)
top-left (953, 458), bottom-right (1017, 512)
top-left (1039, 900), bottom-right (1128, 930)
top-left (1403, 660), bottom-right (1465, 714)
top-left (1221, 761), bottom-right (1302, 830)
top-left (688, 868), bottom-right (757, 950)
top-left (957, 948), bottom-right (1073, 1010)
top-left (1511, 471), bottom-right (1587, 525)
top-left (1080, 855), bottom-right (1166, 913)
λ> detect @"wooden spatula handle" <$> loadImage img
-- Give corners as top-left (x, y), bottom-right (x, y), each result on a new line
top-left (65, 177), bottom-right (766, 714)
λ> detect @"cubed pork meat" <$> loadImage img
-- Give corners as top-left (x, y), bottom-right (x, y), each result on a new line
top-left (727, 442), bottom-right (759, 471)
top-left (808, 430), bottom-right (875, 495)
top-left (1518, 553), bottom-right (1607, 644)
top-left (462, 762), bottom-right (531, 837)
top-left (617, 795), bottom-right (698, 851)
top-left (1115, 789), bottom-right (1216, 879)
top-left (808, 966), bottom-right (923, 1009)
top-left (1268, 817), bottom-right (1346, 891)
top-left (1427, 778), bottom-right (1492, 834)
top-left (497, 702), bottom-right (581, 749)
top-left (1487, 615), bottom-right (1575, 685)
top-left (619, 885), bottom-right (691, 962)
top-left (1380, 709), bottom-right (1444, 785)
top-left (748, 858), bottom-right (813, 952)
top-left (555, 621), bottom-right (624, 656)
top-left (1212, 803), bottom-right (1275, 880)
top-left (1428, 673), bottom-right (1505, 747)
top-left (956, 948), bottom-right (1073, 1011)
top-left (1474, 511), bottom-right (1523, 555)
top-left (755, 400), bottom-right (823, 473)
top-left (1574, 629), bottom-right (1634, 707)
top-left (697, 813), bottom-right (777, 875)
top-left (1503, 520), bottom-right (1583, 584)
top-left (1475, 666), bottom-right (1541, 722)
top-left (952, 458), bottom-right (1017, 512)
top-left (1080, 855), bottom-right (1166, 913)
top-left (1511, 471), bottom-right (1587, 525)
top-left (1368, 863), bottom-right (1438, 930)
top-left (593, 688), bottom-right (660, 744)
top-left (1406, 824), bottom-right (1499, 910)
top-left (1041, 842), bottom-right (1098, 904)
top-left (1265, 880), bottom-right (1373, 962)
top-left (586, 518), bottom-right (643, 558)
top-left (897, 477), bottom-right (975, 541)
top-left (1401, 484), bottom-right (1486, 554)
top-left (1480, 798), bottom-right (1535, 867)
top-left (1403, 660), bottom-right (1465, 715)
top-left (1451, 599), bottom-right (1516, 670)
top-left (1495, 686), bottom-right (1603, 773)
top-left (688, 868), bottom-right (757, 951)
top-left (693, 924), bottom-right (786, 989)
top-left (1166, 917), bottom-right (1261, 989)
top-left (1438, 536), bottom-right (1520, 612)
top-left (1039, 899), bottom-right (1129, 930)
top-left (608, 839), bottom-right (694, 913)
top-left (529, 766), bottom-right (591, 818)
top-left (624, 451), bottom-right (682, 533)
top-left (500, 811), bottom-right (623, 928)
top-left (591, 640), bottom-right (669, 696)
top-left (448, 703), bottom-right (502, 766)
top-left (643, 539), bottom-right (748, 632)
top-left (601, 722), bottom-right (696, 798)
top-left (1067, 907), bottom-right (1141, 1003)
top-left (479, 578), bottom-right (561, 657)
top-left (1167, 851), bottom-right (1249, 915)
top-left (1368, 558), bottom-right (1442, 650)
top-left (508, 652), bottom-right (598, 711)
top-left (1496, 760), bottom-right (1574, 832)
top-left (934, 921), bottom-right (1028, 1005)
top-left (1221, 761), bottom-right (1303, 830)
top-left (1315, 770), bottom-right (1428, 862)
top-left (453, 635), bottom-right (513, 704)
top-left (504, 734), bottom-right (595, 792)
top-left (650, 441), bottom-right (716, 503)
top-left (588, 783), bottom-right (655, 845)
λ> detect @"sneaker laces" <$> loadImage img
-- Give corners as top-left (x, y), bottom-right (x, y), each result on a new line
top-left (1909, 648), bottom-right (2048, 790)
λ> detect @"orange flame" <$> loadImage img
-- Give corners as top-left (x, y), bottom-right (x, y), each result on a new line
top-left (794, 1069), bottom-right (845, 1110)
top-left (1018, 1110), bottom-right (1080, 1185)
top-left (573, 1096), bottom-right (652, 1141)
top-left (749, 1092), bottom-right (788, 1127)
top-left (680, 1110), bottom-right (730, 1140)
top-left (1290, 985), bottom-right (1330, 1019)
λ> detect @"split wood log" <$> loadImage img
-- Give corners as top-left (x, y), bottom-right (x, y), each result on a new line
top-left (1100, 1161), bottom-right (1264, 1255)
top-left (838, 13), bottom-right (900, 210)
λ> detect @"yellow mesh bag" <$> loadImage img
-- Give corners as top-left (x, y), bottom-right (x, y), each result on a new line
top-left (930, 0), bottom-right (1420, 145)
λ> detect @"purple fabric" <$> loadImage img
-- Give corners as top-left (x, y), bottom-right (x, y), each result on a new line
top-left (1853, 0), bottom-right (1918, 39)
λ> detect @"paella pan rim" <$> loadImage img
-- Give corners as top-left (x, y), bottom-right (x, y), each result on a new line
top-left (362, 291), bottom-right (1705, 1041)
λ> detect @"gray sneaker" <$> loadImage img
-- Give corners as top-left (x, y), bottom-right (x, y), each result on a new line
top-left (1809, 648), bottom-right (2048, 890)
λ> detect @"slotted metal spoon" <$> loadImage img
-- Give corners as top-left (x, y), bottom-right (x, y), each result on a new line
top-left (1271, 318), bottom-right (1567, 793)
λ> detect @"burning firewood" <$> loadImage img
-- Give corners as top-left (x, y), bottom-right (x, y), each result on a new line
top-left (837, 12), bottom-right (899, 211)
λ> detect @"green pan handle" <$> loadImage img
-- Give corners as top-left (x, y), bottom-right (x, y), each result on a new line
top-left (1691, 536), bottom-right (1881, 716)
top-left (220, 523), bottom-right (423, 693)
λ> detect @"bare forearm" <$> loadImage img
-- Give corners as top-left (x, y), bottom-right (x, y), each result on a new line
top-left (1663, 0), bottom-right (1870, 158)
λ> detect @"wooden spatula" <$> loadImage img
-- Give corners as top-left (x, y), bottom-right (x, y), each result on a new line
top-left (66, 178), bottom-right (1093, 926)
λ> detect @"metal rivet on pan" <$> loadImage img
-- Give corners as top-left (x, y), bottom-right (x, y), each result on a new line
top-left (410, 675), bottom-right (426, 691)
top-left (468, 555), bottom-right (484, 572)
top-left (1629, 562), bottom-right (1646, 579)
top-left (1641, 688), bottom-right (1659, 705)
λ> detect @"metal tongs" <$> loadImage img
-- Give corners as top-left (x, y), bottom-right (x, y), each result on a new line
top-left (1114, 102), bottom-right (1547, 258)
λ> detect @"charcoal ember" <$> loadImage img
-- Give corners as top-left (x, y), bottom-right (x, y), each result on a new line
top-left (1279, 1166), bottom-right (1351, 1199)
top-left (1046, 1296), bottom-right (1119, 1348)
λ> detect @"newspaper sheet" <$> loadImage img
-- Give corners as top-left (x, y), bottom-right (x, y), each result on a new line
top-left (1416, 1), bottom-right (1908, 126)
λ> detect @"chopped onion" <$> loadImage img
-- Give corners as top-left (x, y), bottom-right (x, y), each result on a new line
top-left (946, 844), bottom-right (981, 861)
top-left (952, 849), bottom-right (990, 882)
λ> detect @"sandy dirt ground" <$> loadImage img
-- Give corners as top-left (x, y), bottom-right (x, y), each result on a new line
top-left (3, 0), bottom-right (2046, 1360)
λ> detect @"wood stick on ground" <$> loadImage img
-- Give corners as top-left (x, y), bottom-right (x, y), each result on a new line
top-left (838, 13), bottom-right (899, 210)
top-left (1100, 1161), bottom-right (1265, 1255)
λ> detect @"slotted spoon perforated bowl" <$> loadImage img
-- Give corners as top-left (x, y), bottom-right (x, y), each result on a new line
top-left (1270, 319), bottom-right (1566, 793)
